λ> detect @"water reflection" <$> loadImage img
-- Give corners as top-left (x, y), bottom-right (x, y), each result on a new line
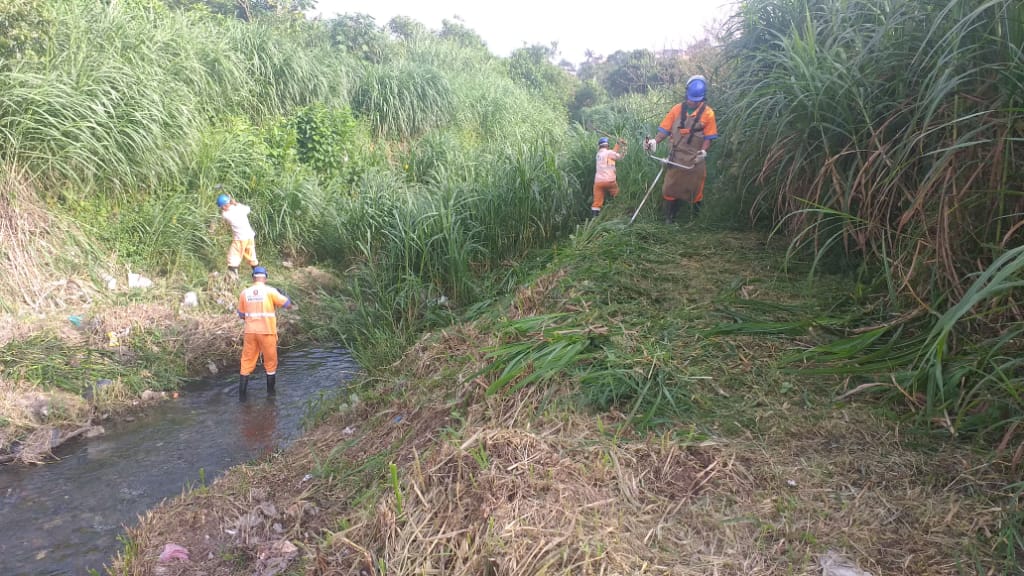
top-left (239, 398), bottom-right (279, 455)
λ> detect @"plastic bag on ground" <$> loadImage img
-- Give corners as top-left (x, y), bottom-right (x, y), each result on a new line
top-left (819, 550), bottom-right (872, 576)
top-left (158, 543), bottom-right (189, 562)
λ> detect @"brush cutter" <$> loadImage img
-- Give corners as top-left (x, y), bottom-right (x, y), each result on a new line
top-left (629, 154), bottom-right (701, 224)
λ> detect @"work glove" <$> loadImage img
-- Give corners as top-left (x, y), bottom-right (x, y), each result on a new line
top-left (237, 311), bottom-right (246, 319)
top-left (696, 149), bottom-right (707, 162)
top-left (643, 138), bottom-right (657, 152)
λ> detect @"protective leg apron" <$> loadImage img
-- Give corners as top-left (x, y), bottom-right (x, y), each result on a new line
top-left (662, 103), bottom-right (707, 220)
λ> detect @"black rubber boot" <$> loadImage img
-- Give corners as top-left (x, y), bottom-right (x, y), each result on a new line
top-left (266, 374), bottom-right (276, 396)
top-left (590, 208), bottom-right (600, 219)
top-left (228, 266), bottom-right (239, 280)
top-left (664, 200), bottom-right (680, 224)
top-left (693, 201), bottom-right (703, 217)
top-left (239, 375), bottom-right (249, 400)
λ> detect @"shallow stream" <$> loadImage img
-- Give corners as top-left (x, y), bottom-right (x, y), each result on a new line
top-left (0, 347), bottom-right (357, 575)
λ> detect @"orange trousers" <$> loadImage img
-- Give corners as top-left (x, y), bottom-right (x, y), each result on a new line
top-left (592, 181), bottom-right (620, 210)
top-left (240, 333), bottom-right (278, 375)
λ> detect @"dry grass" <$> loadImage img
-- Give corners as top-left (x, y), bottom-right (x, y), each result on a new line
top-left (114, 327), bottom-right (1009, 576)
top-left (508, 268), bottom-right (568, 320)
top-left (0, 377), bottom-right (94, 463)
top-left (0, 166), bottom-right (99, 316)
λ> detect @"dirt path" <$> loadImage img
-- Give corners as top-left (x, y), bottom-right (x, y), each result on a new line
top-left (111, 226), bottom-right (1018, 575)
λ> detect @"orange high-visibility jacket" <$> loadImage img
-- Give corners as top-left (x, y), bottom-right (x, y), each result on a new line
top-left (238, 284), bottom-right (290, 335)
top-left (657, 103), bottom-right (719, 143)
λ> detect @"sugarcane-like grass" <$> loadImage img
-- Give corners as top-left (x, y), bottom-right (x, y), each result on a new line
top-left (707, 0), bottom-right (1024, 460)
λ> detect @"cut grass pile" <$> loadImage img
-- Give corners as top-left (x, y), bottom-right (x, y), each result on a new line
top-left (110, 225), bottom-right (1021, 575)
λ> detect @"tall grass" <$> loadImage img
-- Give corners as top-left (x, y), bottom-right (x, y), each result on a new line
top-left (0, 0), bottom-right (594, 353)
top-left (713, 0), bottom-right (1024, 447)
top-left (0, 1), bottom-right (348, 194)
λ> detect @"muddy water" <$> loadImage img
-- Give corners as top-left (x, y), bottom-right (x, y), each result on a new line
top-left (0, 347), bottom-right (357, 576)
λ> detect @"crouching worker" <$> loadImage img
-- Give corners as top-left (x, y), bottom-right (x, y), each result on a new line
top-left (236, 266), bottom-right (296, 400)
top-left (592, 136), bottom-right (626, 218)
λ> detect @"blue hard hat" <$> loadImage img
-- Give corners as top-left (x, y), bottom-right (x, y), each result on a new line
top-left (216, 193), bottom-right (230, 207)
top-left (598, 137), bottom-right (609, 147)
top-left (252, 266), bottom-right (268, 278)
top-left (686, 75), bottom-right (707, 101)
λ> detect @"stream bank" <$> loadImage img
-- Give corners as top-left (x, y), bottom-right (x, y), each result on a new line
top-left (0, 347), bottom-right (357, 576)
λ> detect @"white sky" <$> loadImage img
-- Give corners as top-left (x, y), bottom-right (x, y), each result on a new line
top-left (311, 0), bottom-right (737, 65)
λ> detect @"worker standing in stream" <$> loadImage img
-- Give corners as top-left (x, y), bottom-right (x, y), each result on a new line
top-left (237, 266), bottom-right (296, 400)
top-left (592, 136), bottom-right (627, 218)
top-left (217, 187), bottom-right (258, 279)
top-left (644, 75), bottom-right (719, 223)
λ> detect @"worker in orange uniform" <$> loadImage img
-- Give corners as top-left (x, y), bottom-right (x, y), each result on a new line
top-left (236, 266), bottom-right (296, 400)
top-left (592, 136), bottom-right (627, 218)
top-left (643, 75), bottom-right (718, 223)
top-left (217, 187), bottom-right (258, 279)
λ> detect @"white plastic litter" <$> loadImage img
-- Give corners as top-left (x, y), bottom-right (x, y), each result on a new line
top-left (127, 273), bottom-right (153, 289)
top-left (101, 273), bottom-right (117, 291)
top-left (182, 291), bottom-right (198, 307)
top-left (819, 550), bottom-right (873, 576)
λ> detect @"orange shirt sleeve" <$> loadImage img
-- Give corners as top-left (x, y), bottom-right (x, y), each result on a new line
top-left (269, 288), bottom-right (289, 308)
top-left (701, 107), bottom-right (718, 139)
top-left (657, 103), bottom-right (683, 135)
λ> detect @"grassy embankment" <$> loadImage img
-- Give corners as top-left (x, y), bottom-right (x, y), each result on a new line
top-left (109, 0), bottom-right (1024, 572)
top-left (0, 1), bottom-right (589, 462)
top-left (0, 0), bottom-right (1020, 571)
top-left (111, 220), bottom-right (1021, 575)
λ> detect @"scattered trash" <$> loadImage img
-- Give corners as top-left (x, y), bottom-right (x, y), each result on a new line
top-left (171, 391), bottom-right (179, 399)
top-left (285, 500), bottom-right (318, 520)
top-left (182, 291), bottom-right (199, 307)
top-left (106, 332), bottom-right (120, 347)
top-left (392, 415), bottom-right (403, 423)
top-left (818, 550), bottom-right (873, 576)
top-left (158, 543), bottom-right (189, 563)
top-left (281, 260), bottom-right (293, 269)
top-left (127, 272), bottom-right (153, 289)
top-left (254, 539), bottom-right (299, 576)
top-left (140, 390), bottom-right (164, 402)
top-left (83, 379), bottom-right (114, 401)
top-left (207, 361), bottom-right (219, 375)
top-left (300, 473), bottom-right (314, 484)
top-left (256, 501), bottom-right (279, 519)
top-left (68, 315), bottom-right (83, 327)
top-left (341, 426), bottom-right (355, 436)
top-left (786, 479), bottom-right (798, 488)
top-left (101, 273), bottom-right (117, 291)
